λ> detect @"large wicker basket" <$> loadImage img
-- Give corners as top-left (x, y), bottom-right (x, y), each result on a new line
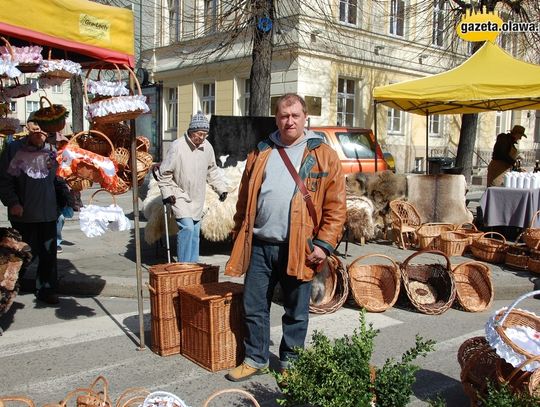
top-left (440, 231), bottom-right (469, 257)
top-left (523, 210), bottom-right (540, 250)
top-left (452, 261), bottom-right (493, 312)
top-left (399, 249), bottom-right (456, 315)
top-left (505, 234), bottom-right (530, 271)
top-left (416, 223), bottom-right (455, 250)
top-left (309, 254), bottom-right (349, 315)
top-left (470, 232), bottom-right (508, 264)
top-left (347, 253), bottom-right (400, 312)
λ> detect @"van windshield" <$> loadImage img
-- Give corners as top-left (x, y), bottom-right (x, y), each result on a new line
top-left (335, 131), bottom-right (375, 159)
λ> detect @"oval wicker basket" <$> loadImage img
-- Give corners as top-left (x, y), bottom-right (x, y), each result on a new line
top-left (523, 210), bottom-right (540, 250)
top-left (0, 396), bottom-right (36, 407)
top-left (32, 96), bottom-right (68, 133)
top-left (68, 129), bottom-right (115, 159)
top-left (347, 253), bottom-right (400, 312)
top-left (470, 232), bottom-right (508, 264)
top-left (309, 254), bottom-right (349, 315)
top-left (454, 222), bottom-right (483, 248)
top-left (495, 356), bottom-right (540, 397)
top-left (416, 223), bottom-right (455, 250)
top-left (399, 249), bottom-right (456, 315)
top-left (457, 336), bottom-right (500, 405)
top-left (440, 231), bottom-right (469, 257)
top-left (528, 249), bottom-right (540, 275)
top-left (452, 261), bottom-right (493, 312)
top-left (505, 233), bottom-right (530, 271)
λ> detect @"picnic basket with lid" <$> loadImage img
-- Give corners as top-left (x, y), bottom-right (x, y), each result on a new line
top-left (452, 261), bottom-right (493, 312)
top-left (485, 290), bottom-right (540, 373)
top-left (523, 210), bottom-right (540, 250)
top-left (399, 249), bottom-right (456, 315)
top-left (347, 253), bottom-right (400, 312)
top-left (470, 231), bottom-right (508, 264)
top-left (308, 254), bottom-right (349, 314)
top-left (416, 222), bottom-right (455, 250)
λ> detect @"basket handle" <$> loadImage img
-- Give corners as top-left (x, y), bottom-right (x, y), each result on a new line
top-left (122, 64), bottom-right (142, 96)
top-left (0, 37), bottom-right (14, 59)
top-left (88, 375), bottom-right (109, 402)
top-left (401, 249), bottom-right (451, 271)
top-left (38, 95), bottom-right (56, 112)
top-left (68, 130), bottom-right (115, 156)
top-left (89, 189), bottom-right (117, 206)
top-left (456, 222), bottom-right (478, 232)
top-left (506, 354), bottom-right (540, 383)
top-left (478, 231), bottom-right (507, 245)
top-left (495, 290), bottom-right (540, 327)
top-left (348, 253), bottom-right (399, 273)
top-left (115, 387), bottom-right (149, 407)
top-left (145, 282), bottom-right (156, 294)
top-left (451, 260), bottom-right (490, 276)
top-left (202, 389), bottom-right (260, 407)
top-left (0, 397), bottom-right (35, 407)
top-left (528, 210), bottom-right (540, 229)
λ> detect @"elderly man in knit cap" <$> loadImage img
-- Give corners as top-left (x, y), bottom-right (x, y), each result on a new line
top-left (157, 111), bottom-right (228, 262)
top-left (487, 124), bottom-right (527, 186)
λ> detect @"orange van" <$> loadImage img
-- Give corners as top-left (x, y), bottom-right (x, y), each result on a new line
top-left (309, 127), bottom-right (392, 174)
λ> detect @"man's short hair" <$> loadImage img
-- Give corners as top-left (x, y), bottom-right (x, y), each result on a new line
top-left (274, 93), bottom-right (307, 115)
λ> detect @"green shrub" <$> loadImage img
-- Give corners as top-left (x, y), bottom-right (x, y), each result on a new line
top-left (272, 309), bottom-right (435, 407)
top-left (479, 382), bottom-right (540, 407)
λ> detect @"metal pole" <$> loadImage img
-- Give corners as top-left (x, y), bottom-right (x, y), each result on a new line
top-left (374, 101), bottom-right (378, 172)
top-left (425, 112), bottom-right (429, 174)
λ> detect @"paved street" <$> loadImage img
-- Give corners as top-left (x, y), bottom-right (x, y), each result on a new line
top-left (1, 184), bottom-right (539, 406)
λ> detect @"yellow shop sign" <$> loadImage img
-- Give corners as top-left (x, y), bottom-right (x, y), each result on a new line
top-left (456, 7), bottom-right (502, 42)
top-left (80, 14), bottom-right (111, 42)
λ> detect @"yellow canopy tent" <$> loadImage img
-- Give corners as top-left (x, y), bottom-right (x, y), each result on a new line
top-left (0, 0), bottom-right (135, 67)
top-left (0, 0), bottom-right (146, 349)
top-left (372, 41), bottom-right (540, 171)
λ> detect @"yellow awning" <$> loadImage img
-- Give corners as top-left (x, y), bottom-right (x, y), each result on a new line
top-left (0, 0), bottom-right (134, 67)
top-left (373, 42), bottom-right (540, 115)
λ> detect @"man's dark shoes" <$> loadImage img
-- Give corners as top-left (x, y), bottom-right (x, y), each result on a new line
top-left (36, 288), bottom-right (59, 305)
top-left (225, 362), bottom-right (264, 382)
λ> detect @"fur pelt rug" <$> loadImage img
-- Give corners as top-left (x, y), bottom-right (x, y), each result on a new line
top-left (142, 164), bottom-right (244, 245)
top-left (345, 170), bottom-right (407, 242)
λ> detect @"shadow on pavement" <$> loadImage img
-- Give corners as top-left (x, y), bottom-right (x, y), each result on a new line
top-left (0, 300), bottom-right (25, 334)
top-left (413, 369), bottom-right (467, 406)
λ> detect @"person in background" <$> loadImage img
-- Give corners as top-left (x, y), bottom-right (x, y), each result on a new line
top-left (157, 111), bottom-right (228, 262)
top-left (0, 121), bottom-right (71, 305)
top-left (487, 124), bottom-right (527, 187)
top-left (224, 93), bottom-right (347, 382)
top-left (51, 133), bottom-right (73, 254)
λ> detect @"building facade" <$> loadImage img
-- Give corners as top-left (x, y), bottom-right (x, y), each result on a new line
top-left (140, 0), bottom-right (537, 172)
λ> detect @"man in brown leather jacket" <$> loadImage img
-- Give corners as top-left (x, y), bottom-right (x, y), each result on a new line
top-left (225, 93), bottom-right (346, 382)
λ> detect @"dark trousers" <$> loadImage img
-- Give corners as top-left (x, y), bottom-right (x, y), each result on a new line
top-left (11, 221), bottom-right (57, 292)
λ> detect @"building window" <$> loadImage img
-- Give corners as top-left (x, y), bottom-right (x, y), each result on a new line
top-left (387, 108), bottom-right (403, 134)
top-left (168, 0), bottom-right (180, 43)
top-left (495, 111), bottom-right (503, 135)
top-left (339, 0), bottom-right (357, 25)
top-left (26, 100), bottom-right (39, 113)
top-left (432, 0), bottom-right (445, 47)
top-left (9, 101), bottom-right (16, 112)
top-left (167, 88), bottom-right (178, 130)
top-left (243, 79), bottom-right (250, 116)
top-left (389, 0), bottom-right (405, 37)
top-left (429, 114), bottom-right (441, 137)
top-left (535, 110), bottom-right (540, 143)
top-left (26, 77), bottom-right (38, 87)
top-left (52, 84), bottom-right (63, 93)
top-left (201, 83), bottom-right (215, 115)
top-left (204, 0), bottom-right (217, 33)
top-left (337, 78), bottom-right (355, 127)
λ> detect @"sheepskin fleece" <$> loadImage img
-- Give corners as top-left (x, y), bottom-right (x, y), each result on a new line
top-left (407, 174), bottom-right (473, 224)
top-left (346, 196), bottom-right (375, 242)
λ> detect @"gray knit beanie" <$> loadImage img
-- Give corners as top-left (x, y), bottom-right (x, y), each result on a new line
top-left (188, 111), bottom-right (210, 132)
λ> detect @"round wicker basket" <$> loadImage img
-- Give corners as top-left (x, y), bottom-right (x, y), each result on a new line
top-left (470, 232), bottom-right (508, 264)
top-left (399, 249), bottom-right (456, 315)
top-left (309, 255), bottom-right (349, 315)
top-left (347, 253), bottom-right (400, 312)
top-left (416, 223), bottom-right (455, 250)
top-left (523, 210), bottom-right (540, 250)
top-left (452, 261), bottom-right (493, 312)
top-left (505, 234), bottom-right (530, 271)
top-left (439, 231), bottom-right (469, 257)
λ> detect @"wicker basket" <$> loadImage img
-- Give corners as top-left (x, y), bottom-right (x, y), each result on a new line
top-left (523, 210), bottom-right (540, 250)
top-left (399, 249), bottom-right (456, 315)
top-left (486, 291), bottom-right (540, 372)
top-left (457, 336), bottom-right (500, 405)
top-left (147, 263), bottom-right (219, 356)
top-left (505, 234), bottom-right (530, 271)
top-left (528, 249), bottom-right (540, 275)
top-left (452, 261), bottom-right (493, 312)
top-left (0, 36), bottom-right (42, 73)
top-left (113, 147), bottom-right (130, 169)
top-left (31, 96), bottom-right (68, 133)
top-left (440, 231), bottom-right (469, 257)
top-left (203, 389), bottom-right (260, 407)
top-left (309, 254), bottom-right (349, 314)
top-left (495, 357), bottom-right (540, 397)
top-left (178, 281), bottom-right (244, 372)
top-left (347, 253), bottom-right (400, 312)
top-left (0, 397), bottom-right (35, 407)
top-left (65, 176), bottom-right (93, 192)
top-left (454, 222), bottom-right (483, 248)
top-left (416, 223), bottom-right (455, 250)
top-left (470, 232), bottom-right (508, 264)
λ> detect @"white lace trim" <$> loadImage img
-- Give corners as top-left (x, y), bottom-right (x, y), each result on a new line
top-left (142, 391), bottom-right (190, 407)
top-left (0, 59), bottom-right (21, 78)
top-left (485, 307), bottom-right (540, 372)
top-left (0, 45), bottom-right (43, 65)
top-left (79, 204), bottom-right (132, 238)
top-left (39, 59), bottom-right (82, 75)
top-left (7, 149), bottom-right (51, 179)
top-left (85, 95), bottom-right (149, 119)
top-left (87, 79), bottom-right (130, 97)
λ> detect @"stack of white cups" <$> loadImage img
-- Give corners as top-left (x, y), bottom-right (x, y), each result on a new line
top-left (503, 171), bottom-right (540, 189)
